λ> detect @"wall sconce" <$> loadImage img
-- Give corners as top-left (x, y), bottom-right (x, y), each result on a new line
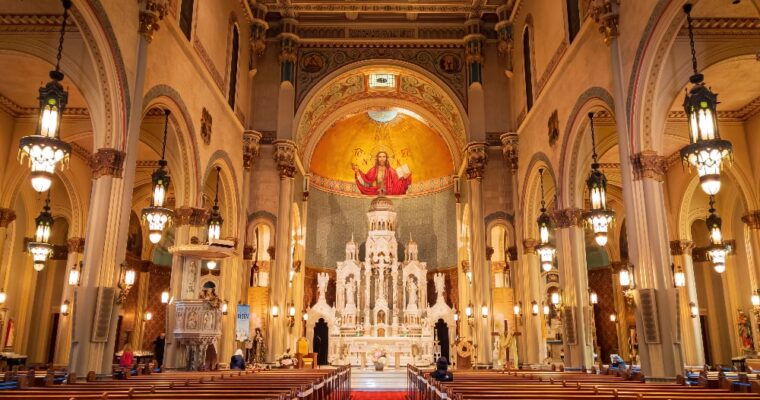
top-left (0, 288), bottom-right (7, 305)
top-left (302, 310), bottom-right (309, 322)
top-left (543, 303), bottom-right (550, 316)
top-left (672, 263), bottom-right (686, 288)
top-left (589, 290), bottom-right (598, 305)
top-left (618, 264), bottom-right (636, 307)
top-left (752, 289), bottom-right (760, 308)
top-left (689, 302), bottom-right (698, 318)
top-left (466, 271), bottom-right (473, 284)
top-left (221, 301), bottom-right (229, 316)
top-left (61, 300), bottom-right (70, 316)
top-left (531, 301), bottom-right (539, 316)
top-left (287, 303), bottom-right (296, 328)
top-left (144, 311), bottom-right (153, 321)
top-left (116, 263), bottom-right (136, 304)
top-left (513, 302), bottom-right (522, 317)
top-left (271, 305), bottom-right (279, 318)
top-left (480, 304), bottom-right (489, 319)
top-left (206, 260), bottom-right (217, 270)
top-left (161, 289), bottom-right (170, 304)
top-left (288, 269), bottom-right (295, 283)
top-left (68, 261), bottom-right (82, 286)
top-left (465, 303), bottom-right (474, 326)
top-left (609, 312), bottom-right (618, 323)
top-left (453, 309), bottom-right (459, 322)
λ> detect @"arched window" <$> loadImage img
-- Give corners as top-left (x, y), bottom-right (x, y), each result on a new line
top-left (566, 0), bottom-right (581, 43)
top-left (179, 0), bottom-right (194, 40)
top-left (228, 25), bottom-right (240, 109)
top-left (523, 26), bottom-right (534, 111)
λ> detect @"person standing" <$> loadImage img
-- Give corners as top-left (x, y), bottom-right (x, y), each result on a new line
top-left (153, 332), bottom-right (166, 372)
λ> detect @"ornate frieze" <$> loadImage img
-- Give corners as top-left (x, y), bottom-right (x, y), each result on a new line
top-left (67, 237), bottom-right (85, 253)
top-left (90, 148), bottom-right (126, 179)
top-left (138, 0), bottom-right (168, 43)
top-left (500, 133), bottom-right (519, 173)
top-left (631, 150), bottom-right (668, 182)
top-left (742, 211), bottom-right (760, 229)
top-left (551, 208), bottom-right (584, 229)
top-left (0, 208), bottom-right (16, 228)
top-left (589, 0), bottom-right (620, 44)
top-left (465, 143), bottom-right (488, 180)
top-left (273, 140), bottom-right (297, 179)
top-left (669, 240), bottom-right (694, 256)
top-left (243, 130), bottom-right (263, 171)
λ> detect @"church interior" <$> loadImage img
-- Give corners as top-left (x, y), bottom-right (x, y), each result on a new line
top-left (1, 0), bottom-right (760, 398)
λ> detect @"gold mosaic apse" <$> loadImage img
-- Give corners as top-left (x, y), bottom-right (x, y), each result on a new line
top-left (309, 110), bottom-right (455, 192)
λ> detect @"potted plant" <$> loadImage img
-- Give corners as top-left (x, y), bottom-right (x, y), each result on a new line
top-left (371, 347), bottom-right (388, 371)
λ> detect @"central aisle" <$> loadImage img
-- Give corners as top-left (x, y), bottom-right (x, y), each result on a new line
top-left (351, 367), bottom-right (406, 391)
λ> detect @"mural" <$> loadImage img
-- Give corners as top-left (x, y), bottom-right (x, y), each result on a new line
top-left (310, 109), bottom-right (454, 197)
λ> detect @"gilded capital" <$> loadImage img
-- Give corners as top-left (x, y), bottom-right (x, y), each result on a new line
top-left (589, 0), bottom-right (620, 44)
top-left (174, 206), bottom-right (194, 226)
top-left (523, 238), bottom-right (537, 254)
top-left (669, 240), bottom-right (695, 256)
top-left (742, 211), bottom-right (760, 229)
top-left (273, 140), bottom-right (297, 179)
top-left (67, 237), bottom-right (85, 253)
top-left (243, 130), bottom-right (263, 171)
top-left (190, 207), bottom-right (210, 227)
top-left (552, 208), bottom-right (585, 229)
top-left (138, 0), bottom-right (168, 43)
top-left (631, 150), bottom-right (668, 182)
top-left (500, 132), bottom-right (519, 173)
top-left (90, 148), bottom-right (126, 179)
top-left (0, 208), bottom-right (16, 228)
top-left (465, 142), bottom-right (488, 180)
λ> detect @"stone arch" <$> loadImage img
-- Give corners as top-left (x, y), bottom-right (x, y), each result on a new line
top-left (142, 85), bottom-right (201, 206)
top-left (558, 88), bottom-right (616, 208)
top-left (203, 151), bottom-right (242, 239)
top-left (294, 60), bottom-right (470, 169)
top-left (521, 153), bottom-right (557, 239)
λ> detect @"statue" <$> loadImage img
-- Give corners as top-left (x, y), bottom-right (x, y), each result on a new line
top-left (433, 273), bottom-right (446, 304)
top-left (345, 276), bottom-right (356, 308)
top-left (407, 278), bottom-right (418, 309)
top-left (251, 328), bottom-right (267, 366)
top-left (317, 272), bottom-right (330, 304)
top-left (492, 336), bottom-right (503, 369)
top-left (738, 309), bottom-right (754, 351)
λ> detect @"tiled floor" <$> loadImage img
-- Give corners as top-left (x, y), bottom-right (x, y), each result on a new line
top-left (351, 367), bottom-right (407, 391)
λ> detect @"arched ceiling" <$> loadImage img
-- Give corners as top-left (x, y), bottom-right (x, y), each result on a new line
top-left (310, 109), bottom-right (454, 189)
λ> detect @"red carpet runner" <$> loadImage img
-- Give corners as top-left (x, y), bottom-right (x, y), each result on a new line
top-left (352, 391), bottom-right (406, 400)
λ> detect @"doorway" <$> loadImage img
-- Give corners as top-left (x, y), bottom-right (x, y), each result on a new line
top-left (314, 318), bottom-right (329, 365)
top-left (435, 318), bottom-right (450, 364)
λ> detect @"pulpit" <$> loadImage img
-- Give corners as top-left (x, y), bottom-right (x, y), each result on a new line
top-left (173, 299), bottom-right (222, 370)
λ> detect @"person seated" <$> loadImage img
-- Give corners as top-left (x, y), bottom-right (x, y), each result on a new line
top-left (230, 348), bottom-right (246, 370)
top-left (611, 354), bottom-right (627, 369)
top-left (430, 357), bottom-right (453, 382)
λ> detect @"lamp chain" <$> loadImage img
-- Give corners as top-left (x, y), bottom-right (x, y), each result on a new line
top-left (588, 112), bottom-right (598, 165)
top-left (684, 4), bottom-right (699, 77)
top-left (55, 0), bottom-right (72, 73)
top-left (538, 168), bottom-right (546, 211)
top-left (214, 166), bottom-right (221, 204)
top-left (160, 110), bottom-right (170, 161)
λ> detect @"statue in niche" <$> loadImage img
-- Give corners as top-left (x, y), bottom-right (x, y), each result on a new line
top-left (203, 312), bottom-right (212, 330)
top-left (317, 272), bottom-right (329, 303)
top-left (434, 273), bottom-right (445, 303)
top-left (407, 278), bottom-right (418, 309)
top-left (345, 276), bottom-right (356, 308)
top-left (187, 311), bottom-right (198, 330)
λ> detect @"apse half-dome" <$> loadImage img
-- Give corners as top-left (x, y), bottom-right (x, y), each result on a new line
top-left (309, 108), bottom-right (455, 196)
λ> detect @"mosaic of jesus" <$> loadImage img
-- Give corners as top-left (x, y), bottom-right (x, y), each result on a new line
top-left (352, 151), bottom-right (412, 196)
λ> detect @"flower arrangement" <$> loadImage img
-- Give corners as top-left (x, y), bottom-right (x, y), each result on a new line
top-left (371, 347), bottom-right (387, 369)
top-left (277, 348), bottom-right (297, 367)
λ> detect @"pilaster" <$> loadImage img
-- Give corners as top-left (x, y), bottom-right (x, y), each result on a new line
top-left (521, 238), bottom-right (545, 364)
top-left (670, 240), bottom-right (705, 365)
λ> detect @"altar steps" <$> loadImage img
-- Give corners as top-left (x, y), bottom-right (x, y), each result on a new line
top-left (351, 367), bottom-right (407, 390)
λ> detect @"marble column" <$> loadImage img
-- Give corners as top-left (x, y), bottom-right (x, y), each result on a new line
top-left (268, 141), bottom-right (296, 361)
top-left (670, 240), bottom-right (705, 366)
top-left (465, 143), bottom-right (491, 364)
top-left (522, 239), bottom-right (545, 364)
top-left (54, 237), bottom-right (84, 364)
top-left (553, 208), bottom-right (593, 368)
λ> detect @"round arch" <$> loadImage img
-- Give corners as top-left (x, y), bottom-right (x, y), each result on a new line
top-left (202, 151), bottom-right (242, 240)
top-left (521, 154), bottom-right (557, 239)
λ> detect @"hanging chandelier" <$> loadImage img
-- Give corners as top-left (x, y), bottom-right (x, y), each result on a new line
top-left (28, 193), bottom-right (55, 271)
top-left (141, 110), bottom-right (173, 244)
top-left (679, 4), bottom-right (732, 196)
top-left (535, 168), bottom-right (555, 272)
top-left (18, 0), bottom-right (73, 193)
top-left (705, 195), bottom-right (728, 273)
top-left (207, 166), bottom-right (223, 242)
top-left (583, 112), bottom-right (615, 246)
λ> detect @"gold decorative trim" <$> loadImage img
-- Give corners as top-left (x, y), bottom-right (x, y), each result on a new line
top-left (631, 150), bottom-right (667, 182)
top-left (0, 208), bottom-right (16, 228)
top-left (669, 240), bottom-right (694, 256)
top-left (193, 38), bottom-right (225, 91)
top-left (551, 208), bottom-right (584, 229)
top-left (742, 211), bottom-right (760, 230)
top-left (67, 237), bottom-right (85, 253)
top-left (90, 148), bottom-right (126, 179)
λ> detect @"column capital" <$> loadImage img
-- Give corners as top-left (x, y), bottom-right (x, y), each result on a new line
top-left (67, 237), bottom-right (85, 253)
top-left (465, 142), bottom-right (488, 180)
top-left (249, 2), bottom-right (270, 57)
top-left (500, 132), bottom-right (519, 173)
top-left (631, 150), bottom-right (667, 182)
top-left (0, 208), bottom-right (16, 228)
top-left (589, 0), bottom-right (620, 45)
top-left (138, 0), bottom-right (168, 43)
top-left (551, 208), bottom-right (585, 229)
top-left (273, 140), bottom-right (297, 179)
top-left (174, 206), bottom-right (209, 227)
top-left (243, 130), bottom-right (263, 171)
top-left (90, 148), bottom-right (126, 179)
top-left (669, 239), bottom-right (695, 256)
top-left (742, 210), bottom-right (760, 229)
top-left (522, 238), bottom-right (537, 254)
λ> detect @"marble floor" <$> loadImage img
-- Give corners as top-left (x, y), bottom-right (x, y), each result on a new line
top-left (351, 367), bottom-right (407, 391)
